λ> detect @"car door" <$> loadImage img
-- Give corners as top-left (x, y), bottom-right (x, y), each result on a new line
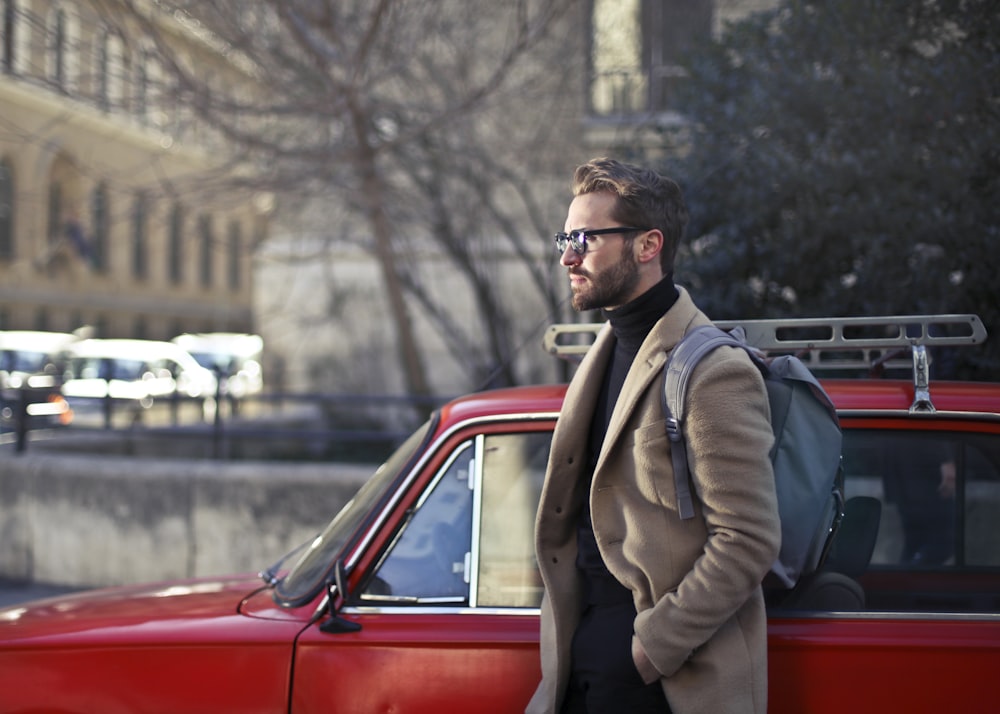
top-left (767, 420), bottom-right (1000, 713)
top-left (290, 425), bottom-right (551, 714)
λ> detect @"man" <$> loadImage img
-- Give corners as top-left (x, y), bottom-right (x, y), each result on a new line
top-left (527, 158), bottom-right (781, 714)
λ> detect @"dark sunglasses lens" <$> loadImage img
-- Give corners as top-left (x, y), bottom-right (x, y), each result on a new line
top-left (554, 231), bottom-right (586, 254)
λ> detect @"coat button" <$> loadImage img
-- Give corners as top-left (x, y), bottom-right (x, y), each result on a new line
top-left (555, 506), bottom-right (562, 514)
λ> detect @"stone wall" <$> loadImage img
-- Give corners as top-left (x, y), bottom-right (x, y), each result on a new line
top-left (0, 453), bottom-right (373, 589)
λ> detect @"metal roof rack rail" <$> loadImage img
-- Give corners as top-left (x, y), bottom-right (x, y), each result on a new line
top-left (543, 314), bottom-right (987, 413)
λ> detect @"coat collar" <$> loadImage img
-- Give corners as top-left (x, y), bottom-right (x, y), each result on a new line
top-left (554, 286), bottom-right (710, 474)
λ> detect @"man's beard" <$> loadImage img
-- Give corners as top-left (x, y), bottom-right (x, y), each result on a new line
top-left (570, 244), bottom-right (640, 312)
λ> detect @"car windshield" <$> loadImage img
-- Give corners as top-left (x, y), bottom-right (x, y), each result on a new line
top-left (68, 357), bottom-right (147, 381)
top-left (3, 349), bottom-right (48, 373)
top-left (188, 351), bottom-right (231, 374)
top-left (275, 418), bottom-right (435, 605)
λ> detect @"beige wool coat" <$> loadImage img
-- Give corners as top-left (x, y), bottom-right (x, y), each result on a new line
top-left (526, 287), bottom-right (781, 714)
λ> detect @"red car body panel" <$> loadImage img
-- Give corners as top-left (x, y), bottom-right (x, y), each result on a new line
top-left (0, 576), bottom-right (301, 713)
top-left (291, 611), bottom-right (540, 714)
top-left (767, 617), bottom-right (1000, 714)
top-left (2, 379), bottom-right (1000, 712)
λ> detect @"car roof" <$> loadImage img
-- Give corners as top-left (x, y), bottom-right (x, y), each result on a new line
top-left (438, 384), bottom-right (566, 425)
top-left (171, 333), bottom-right (263, 357)
top-left (433, 378), bottom-right (1000, 430)
top-left (823, 378), bottom-right (1000, 414)
top-left (68, 338), bottom-right (206, 370)
top-left (0, 330), bottom-right (77, 352)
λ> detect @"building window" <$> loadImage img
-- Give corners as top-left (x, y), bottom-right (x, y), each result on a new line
top-left (146, 53), bottom-right (163, 128)
top-left (48, 4), bottom-right (67, 89)
top-left (90, 183), bottom-right (108, 272)
top-left (227, 220), bottom-right (241, 291)
top-left (590, 0), bottom-right (644, 116)
top-left (47, 181), bottom-right (62, 246)
top-left (2, 0), bottom-right (16, 74)
top-left (131, 192), bottom-right (147, 280)
top-left (642, 0), bottom-right (711, 112)
top-left (3, 0), bottom-right (28, 76)
top-left (95, 27), bottom-right (109, 111)
top-left (168, 203), bottom-right (184, 285)
top-left (0, 159), bottom-right (13, 259)
top-left (589, 0), bottom-right (711, 117)
top-left (35, 308), bottom-right (49, 331)
top-left (106, 32), bottom-right (124, 112)
top-left (198, 214), bottom-right (213, 288)
top-left (135, 44), bottom-right (151, 123)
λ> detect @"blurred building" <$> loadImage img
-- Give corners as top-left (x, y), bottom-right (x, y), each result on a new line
top-left (0, 0), bottom-right (267, 339)
top-left (584, 0), bottom-right (778, 152)
top-left (1, 0), bottom-right (776, 394)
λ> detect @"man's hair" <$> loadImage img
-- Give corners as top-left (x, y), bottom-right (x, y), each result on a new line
top-left (572, 157), bottom-right (689, 271)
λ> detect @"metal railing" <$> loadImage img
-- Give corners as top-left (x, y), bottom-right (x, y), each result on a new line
top-left (1, 379), bottom-right (448, 461)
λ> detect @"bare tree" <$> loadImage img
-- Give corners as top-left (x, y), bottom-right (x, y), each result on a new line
top-left (97, 0), bottom-right (583, 396)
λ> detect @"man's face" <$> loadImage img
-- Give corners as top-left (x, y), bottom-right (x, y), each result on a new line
top-left (560, 191), bottom-right (640, 312)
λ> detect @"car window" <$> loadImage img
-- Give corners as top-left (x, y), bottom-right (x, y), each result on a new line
top-left (475, 431), bottom-right (550, 608)
top-left (840, 427), bottom-right (1000, 613)
top-left (362, 441), bottom-right (475, 603)
top-left (360, 430), bottom-right (551, 608)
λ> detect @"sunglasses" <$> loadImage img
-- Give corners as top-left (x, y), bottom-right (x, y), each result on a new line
top-left (553, 226), bottom-right (649, 255)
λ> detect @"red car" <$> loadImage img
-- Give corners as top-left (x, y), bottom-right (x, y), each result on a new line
top-left (2, 315), bottom-right (998, 713)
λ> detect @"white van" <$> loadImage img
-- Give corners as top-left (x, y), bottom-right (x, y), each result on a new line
top-left (0, 330), bottom-right (77, 427)
top-left (0, 330), bottom-right (78, 388)
top-left (171, 333), bottom-right (263, 397)
top-left (62, 338), bottom-right (218, 405)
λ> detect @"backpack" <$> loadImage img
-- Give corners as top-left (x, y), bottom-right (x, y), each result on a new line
top-left (663, 324), bottom-right (845, 589)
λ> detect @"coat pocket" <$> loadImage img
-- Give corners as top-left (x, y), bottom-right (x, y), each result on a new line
top-left (630, 421), bottom-right (676, 508)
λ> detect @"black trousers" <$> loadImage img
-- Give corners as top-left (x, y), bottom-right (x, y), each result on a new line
top-left (560, 600), bottom-right (671, 714)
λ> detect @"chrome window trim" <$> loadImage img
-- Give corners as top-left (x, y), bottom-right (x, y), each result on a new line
top-left (838, 409), bottom-right (1000, 423)
top-left (468, 434), bottom-right (485, 608)
top-left (768, 610), bottom-right (1000, 622)
top-left (345, 604), bottom-right (542, 617)
top-left (357, 594), bottom-right (467, 605)
top-left (346, 604), bottom-right (1000, 622)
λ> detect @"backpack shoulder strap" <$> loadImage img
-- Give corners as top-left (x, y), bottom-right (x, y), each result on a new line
top-left (663, 324), bottom-right (746, 520)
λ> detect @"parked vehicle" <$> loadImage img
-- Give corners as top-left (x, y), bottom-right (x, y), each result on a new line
top-left (172, 332), bottom-right (264, 398)
top-left (61, 338), bottom-right (218, 408)
top-left (0, 330), bottom-right (75, 430)
top-left (1, 315), bottom-right (997, 713)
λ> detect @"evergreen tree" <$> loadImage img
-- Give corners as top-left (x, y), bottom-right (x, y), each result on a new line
top-left (666, 0), bottom-right (999, 378)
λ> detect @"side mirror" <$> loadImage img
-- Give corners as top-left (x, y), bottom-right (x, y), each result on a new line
top-left (319, 559), bottom-right (362, 634)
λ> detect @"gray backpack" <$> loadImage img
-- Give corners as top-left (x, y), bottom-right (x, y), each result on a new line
top-left (663, 324), bottom-right (845, 589)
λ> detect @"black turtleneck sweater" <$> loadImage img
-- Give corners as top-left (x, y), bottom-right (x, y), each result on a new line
top-left (577, 277), bottom-right (680, 605)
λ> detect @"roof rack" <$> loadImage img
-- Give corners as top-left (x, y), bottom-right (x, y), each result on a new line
top-left (543, 314), bottom-right (987, 413)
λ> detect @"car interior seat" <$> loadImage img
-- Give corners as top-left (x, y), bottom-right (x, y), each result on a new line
top-left (776, 495), bottom-right (883, 611)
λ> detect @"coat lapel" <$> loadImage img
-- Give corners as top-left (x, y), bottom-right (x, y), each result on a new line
top-left (540, 322), bottom-right (615, 510)
top-left (595, 287), bottom-right (706, 473)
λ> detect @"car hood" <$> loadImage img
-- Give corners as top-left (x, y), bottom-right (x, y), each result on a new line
top-left (0, 574), bottom-right (274, 646)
